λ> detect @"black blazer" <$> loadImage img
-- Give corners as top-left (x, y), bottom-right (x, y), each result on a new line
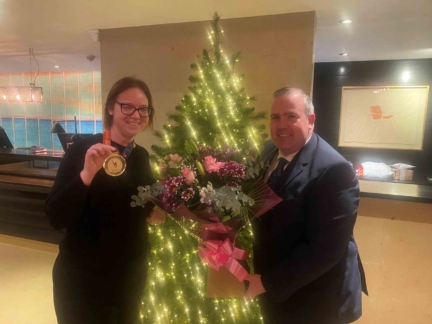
top-left (252, 133), bottom-right (367, 324)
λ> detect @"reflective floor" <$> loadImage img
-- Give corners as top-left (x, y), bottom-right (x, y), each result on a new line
top-left (1, 198), bottom-right (432, 324)
top-left (0, 235), bottom-right (57, 324)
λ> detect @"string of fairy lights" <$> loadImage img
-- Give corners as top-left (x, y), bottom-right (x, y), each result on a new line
top-left (142, 218), bottom-right (263, 323)
top-left (151, 13), bottom-right (265, 160)
top-left (143, 13), bottom-right (266, 323)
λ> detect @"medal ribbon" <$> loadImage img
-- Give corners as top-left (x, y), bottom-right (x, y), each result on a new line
top-left (103, 129), bottom-right (135, 160)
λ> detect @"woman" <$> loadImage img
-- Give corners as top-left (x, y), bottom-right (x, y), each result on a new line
top-left (45, 77), bottom-right (162, 323)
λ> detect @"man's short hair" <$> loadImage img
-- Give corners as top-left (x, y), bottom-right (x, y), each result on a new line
top-left (273, 87), bottom-right (314, 117)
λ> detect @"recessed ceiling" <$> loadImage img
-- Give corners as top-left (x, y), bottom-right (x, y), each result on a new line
top-left (0, 0), bottom-right (431, 72)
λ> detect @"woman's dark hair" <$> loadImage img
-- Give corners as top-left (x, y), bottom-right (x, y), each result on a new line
top-left (103, 77), bottom-right (154, 130)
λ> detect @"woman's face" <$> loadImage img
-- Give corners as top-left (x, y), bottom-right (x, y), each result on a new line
top-left (109, 87), bottom-right (149, 140)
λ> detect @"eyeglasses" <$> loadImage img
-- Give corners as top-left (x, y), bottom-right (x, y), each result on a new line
top-left (116, 101), bottom-right (153, 117)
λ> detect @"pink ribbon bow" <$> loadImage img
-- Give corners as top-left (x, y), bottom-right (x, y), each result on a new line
top-left (198, 238), bottom-right (250, 282)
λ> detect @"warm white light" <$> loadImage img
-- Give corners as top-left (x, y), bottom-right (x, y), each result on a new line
top-left (340, 19), bottom-right (352, 24)
top-left (339, 53), bottom-right (348, 56)
top-left (0, 86), bottom-right (43, 103)
top-left (401, 71), bottom-right (411, 82)
top-left (55, 65), bottom-right (59, 68)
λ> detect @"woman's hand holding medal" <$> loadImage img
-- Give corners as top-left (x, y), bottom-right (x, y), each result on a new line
top-left (80, 144), bottom-right (116, 185)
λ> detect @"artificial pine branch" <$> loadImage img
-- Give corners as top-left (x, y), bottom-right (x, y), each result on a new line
top-left (151, 12), bottom-right (267, 162)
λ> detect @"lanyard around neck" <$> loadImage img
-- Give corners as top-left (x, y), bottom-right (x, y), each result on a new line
top-left (103, 129), bottom-right (135, 160)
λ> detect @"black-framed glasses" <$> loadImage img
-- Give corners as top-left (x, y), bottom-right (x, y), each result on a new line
top-left (116, 101), bottom-right (153, 117)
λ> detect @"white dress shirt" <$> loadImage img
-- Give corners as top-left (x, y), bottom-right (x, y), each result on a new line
top-left (264, 134), bottom-right (312, 182)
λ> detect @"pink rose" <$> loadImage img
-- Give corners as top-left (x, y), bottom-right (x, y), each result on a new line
top-left (181, 167), bottom-right (195, 185)
top-left (159, 164), bottom-right (167, 173)
top-left (203, 156), bottom-right (225, 173)
top-left (169, 154), bottom-right (182, 163)
top-left (167, 154), bottom-right (182, 168)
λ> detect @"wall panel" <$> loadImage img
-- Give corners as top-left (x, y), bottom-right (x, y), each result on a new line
top-left (313, 59), bottom-right (432, 183)
top-left (100, 12), bottom-right (316, 151)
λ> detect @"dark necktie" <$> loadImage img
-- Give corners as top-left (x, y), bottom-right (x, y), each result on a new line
top-left (267, 158), bottom-right (288, 189)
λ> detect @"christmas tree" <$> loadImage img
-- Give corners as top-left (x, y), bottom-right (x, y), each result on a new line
top-left (151, 13), bottom-right (266, 161)
top-left (141, 13), bottom-right (265, 324)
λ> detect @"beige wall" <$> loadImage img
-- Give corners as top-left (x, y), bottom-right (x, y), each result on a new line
top-left (100, 12), bottom-right (316, 151)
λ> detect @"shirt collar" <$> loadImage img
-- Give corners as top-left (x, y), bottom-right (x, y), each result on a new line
top-left (276, 133), bottom-right (312, 162)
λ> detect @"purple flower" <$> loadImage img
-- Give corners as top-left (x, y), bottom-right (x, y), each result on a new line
top-left (172, 201), bottom-right (181, 211)
top-left (217, 161), bottom-right (245, 178)
top-left (165, 176), bottom-right (185, 190)
top-left (168, 184), bottom-right (178, 194)
top-left (181, 188), bottom-right (195, 201)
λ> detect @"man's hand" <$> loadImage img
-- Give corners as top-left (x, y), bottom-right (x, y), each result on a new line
top-left (244, 274), bottom-right (266, 299)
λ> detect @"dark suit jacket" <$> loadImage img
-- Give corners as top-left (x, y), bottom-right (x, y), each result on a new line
top-left (252, 134), bottom-right (367, 324)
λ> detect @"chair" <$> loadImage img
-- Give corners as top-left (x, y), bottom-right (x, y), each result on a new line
top-left (369, 105), bottom-right (394, 131)
top-left (370, 106), bottom-right (393, 122)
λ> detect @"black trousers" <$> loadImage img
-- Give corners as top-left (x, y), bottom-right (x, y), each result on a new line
top-left (52, 254), bottom-right (148, 324)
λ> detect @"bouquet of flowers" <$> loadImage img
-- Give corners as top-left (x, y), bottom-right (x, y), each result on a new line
top-left (131, 139), bottom-right (281, 297)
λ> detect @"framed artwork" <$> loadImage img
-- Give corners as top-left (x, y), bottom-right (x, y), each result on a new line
top-left (338, 86), bottom-right (430, 150)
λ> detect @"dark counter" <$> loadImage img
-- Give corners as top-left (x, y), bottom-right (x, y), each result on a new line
top-left (359, 180), bottom-right (432, 204)
top-left (0, 148), bottom-right (64, 162)
top-left (1, 149), bottom-right (431, 244)
top-left (0, 149), bottom-right (63, 244)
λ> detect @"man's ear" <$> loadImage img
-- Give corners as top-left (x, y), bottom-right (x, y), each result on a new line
top-left (308, 113), bottom-right (316, 127)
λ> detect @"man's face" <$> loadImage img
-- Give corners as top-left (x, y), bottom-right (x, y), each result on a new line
top-left (270, 92), bottom-right (315, 156)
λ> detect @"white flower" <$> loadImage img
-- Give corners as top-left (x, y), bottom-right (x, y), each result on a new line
top-left (215, 186), bottom-right (241, 215)
top-left (237, 192), bottom-right (255, 207)
top-left (132, 183), bottom-right (166, 208)
top-left (199, 182), bottom-right (216, 205)
top-left (245, 166), bottom-right (256, 179)
top-left (243, 156), bottom-right (263, 180)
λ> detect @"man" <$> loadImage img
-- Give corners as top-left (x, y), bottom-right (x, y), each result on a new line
top-left (245, 88), bottom-right (367, 323)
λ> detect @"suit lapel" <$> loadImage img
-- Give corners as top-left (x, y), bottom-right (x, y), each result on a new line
top-left (277, 133), bottom-right (318, 193)
top-left (259, 135), bottom-right (318, 194)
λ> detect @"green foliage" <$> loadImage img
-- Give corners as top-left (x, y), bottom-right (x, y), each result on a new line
top-left (143, 12), bottom-right (266, 323)
top-left (151, 12), bottom-right (266, 161)
top-left (143, 218), bottom-right (263, 323)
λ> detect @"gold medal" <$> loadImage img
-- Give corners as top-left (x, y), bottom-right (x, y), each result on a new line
top-left (102, 130), bottom-right (133, 177)
top-left (103, 152), bottom-right (126, 176)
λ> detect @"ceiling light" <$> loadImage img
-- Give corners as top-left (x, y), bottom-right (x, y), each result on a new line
top-left (55, 65), bottom-right (59, 68)
top-left (340, 19), bottom-right (352, 24)
top-left (340, 67), bottom-right (345, 73)
top-left (339, 53), bottom-right (348, 56)
top-left (0, 86), bottom-right (43, 103)
top-left (401, 71), bottom-right (411, 82)
top-left (1, 48), bottom-right (43, 103)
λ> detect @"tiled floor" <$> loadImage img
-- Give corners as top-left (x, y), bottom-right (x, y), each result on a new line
top-left (355, 198), bottom-right (432, 324)
top-left (1, 197), bottom-right (432, 324)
